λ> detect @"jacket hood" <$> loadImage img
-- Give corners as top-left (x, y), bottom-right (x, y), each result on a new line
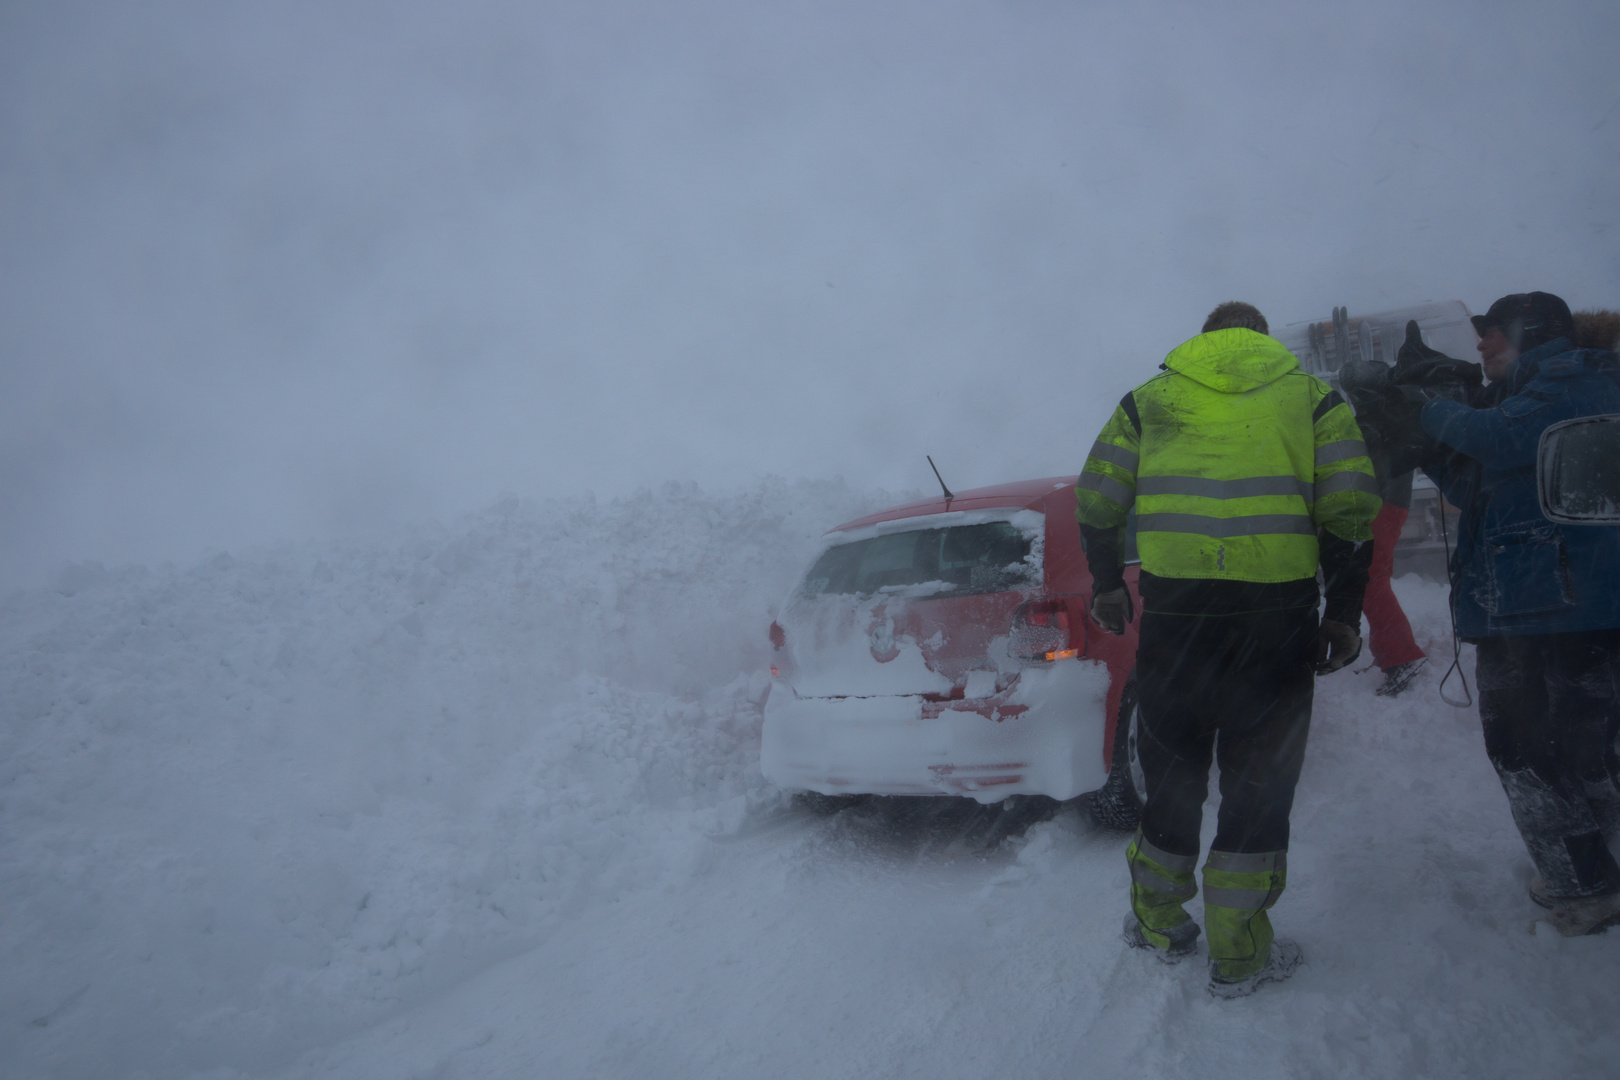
top-left (1163, 328), bottom-right (1300, 394)
top-left (1572, 310), bottom-right (1620, 351)
top-left (1502, 336), bottom-right (1619, 394)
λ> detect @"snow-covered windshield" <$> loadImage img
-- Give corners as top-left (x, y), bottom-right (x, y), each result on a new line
top-left (800, 519), bottom-right (1039, 598)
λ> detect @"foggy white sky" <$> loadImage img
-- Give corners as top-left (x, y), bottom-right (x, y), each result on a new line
top-left (3, 0), bottom-right (1618, 588)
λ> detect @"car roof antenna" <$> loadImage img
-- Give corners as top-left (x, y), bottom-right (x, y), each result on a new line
top-left (927, 455), bottom-right (954, 502)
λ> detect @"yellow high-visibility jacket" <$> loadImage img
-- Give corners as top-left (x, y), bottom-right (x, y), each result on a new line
top-left (1075, 328), bottom-right (1379, 583)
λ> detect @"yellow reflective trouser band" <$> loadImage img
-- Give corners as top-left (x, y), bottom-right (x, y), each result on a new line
top-left (1127, 831), bottom-right (1198, 947)
top-left (1203, 849), bottom-right (1287, 980)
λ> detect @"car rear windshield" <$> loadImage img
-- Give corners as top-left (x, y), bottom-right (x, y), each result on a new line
top-left (800, 520), bottom-right (1039, 598)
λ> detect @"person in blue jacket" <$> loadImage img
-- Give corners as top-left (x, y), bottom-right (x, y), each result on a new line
top-left (1414, 292), bottom-right (1620, 936)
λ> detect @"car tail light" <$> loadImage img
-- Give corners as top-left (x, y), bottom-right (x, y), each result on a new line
top-left (1009, 598), bottom-right (1082, 663)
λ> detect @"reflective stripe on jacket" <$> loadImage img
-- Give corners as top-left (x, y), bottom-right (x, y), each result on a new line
top-left (1075, 328), bottom-right (1379, 583)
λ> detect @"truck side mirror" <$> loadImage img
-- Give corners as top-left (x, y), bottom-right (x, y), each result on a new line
top-left (1538, 415), bottom-right (1620, 523)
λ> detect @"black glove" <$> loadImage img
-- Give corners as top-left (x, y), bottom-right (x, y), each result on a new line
top-left (1090, 586), bottom-right (1134, 636)
top-left (1316, 618), bottom-right (1363, 675)
top-left (1392, 321), bottom-right (1482, 402)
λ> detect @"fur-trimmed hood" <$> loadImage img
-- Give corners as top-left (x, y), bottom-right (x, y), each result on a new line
top-left (1572, 309), bottom-right (1620, 351)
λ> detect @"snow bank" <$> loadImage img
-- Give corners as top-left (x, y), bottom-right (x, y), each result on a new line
top-left (5, 490), bottom-right (1619, 1080)
top-left (266, 573), bottom-right (1620, 1080)
top-left (0, 478), bottom-right (893, 1077)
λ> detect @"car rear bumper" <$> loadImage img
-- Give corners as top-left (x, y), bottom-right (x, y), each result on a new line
top-left (760, 659), bottom-right (1113, 803)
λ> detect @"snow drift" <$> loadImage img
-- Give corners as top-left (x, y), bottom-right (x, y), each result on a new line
top-left (3, 478), bottom-right (1618, 1079)
top-left (0, 479), bottom-right (889, 1076)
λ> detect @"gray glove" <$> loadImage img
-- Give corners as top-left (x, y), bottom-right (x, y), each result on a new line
top-left (1316, 618), bottom-right (1362, 675)
top-left (1090, 586), bottom-right (1134, 636)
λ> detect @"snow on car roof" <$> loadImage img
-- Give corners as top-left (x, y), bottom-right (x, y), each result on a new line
top-left (828, 476), bottom-right (1077, 533)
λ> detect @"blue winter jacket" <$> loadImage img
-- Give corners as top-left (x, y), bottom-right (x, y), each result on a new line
top-left (1421, 337), bottom-right (1620, 638)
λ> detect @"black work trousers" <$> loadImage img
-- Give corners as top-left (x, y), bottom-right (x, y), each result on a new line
top-left (1135, 606), bottom-right (1318, 857)
top-left (1476, 631), bottom-right (1620, 898)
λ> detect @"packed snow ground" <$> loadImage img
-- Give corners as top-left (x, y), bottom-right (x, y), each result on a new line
top-left (3, 479), bottom-right (1617, 1079)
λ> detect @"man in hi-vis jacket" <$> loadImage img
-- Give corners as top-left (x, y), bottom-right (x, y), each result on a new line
top-left (1075, 301), bottom-right (1379, 997)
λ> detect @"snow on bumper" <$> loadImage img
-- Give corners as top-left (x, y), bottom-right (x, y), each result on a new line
top-left (760, 659), bottom-right (1113, 803)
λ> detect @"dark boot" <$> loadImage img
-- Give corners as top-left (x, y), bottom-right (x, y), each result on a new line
top-left (1207, 939), bottom-right (1303, 998)
top-left (1375, 658), bottom-right (1427, 697)
top-left (1542, 892), bottom-right (1620, 937)
top-left (1123, 913), bottom-right (1200, 963)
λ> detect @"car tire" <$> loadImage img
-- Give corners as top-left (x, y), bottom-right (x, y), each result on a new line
top-left (1083, 672), bottom-right (1145, 832)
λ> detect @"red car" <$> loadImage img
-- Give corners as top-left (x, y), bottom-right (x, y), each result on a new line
top-left (761, 477), bottom-right (1144, 823)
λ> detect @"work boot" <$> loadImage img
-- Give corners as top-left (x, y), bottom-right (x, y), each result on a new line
top-left (1206, 938), bottom-right (1302, 998)
top-left (1375, 658), bottom-right (1427, 698)
top-left (1123, 913), bottom-right (1200, 963)
top-left (1541, 891), bottom-right (1620, 937)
